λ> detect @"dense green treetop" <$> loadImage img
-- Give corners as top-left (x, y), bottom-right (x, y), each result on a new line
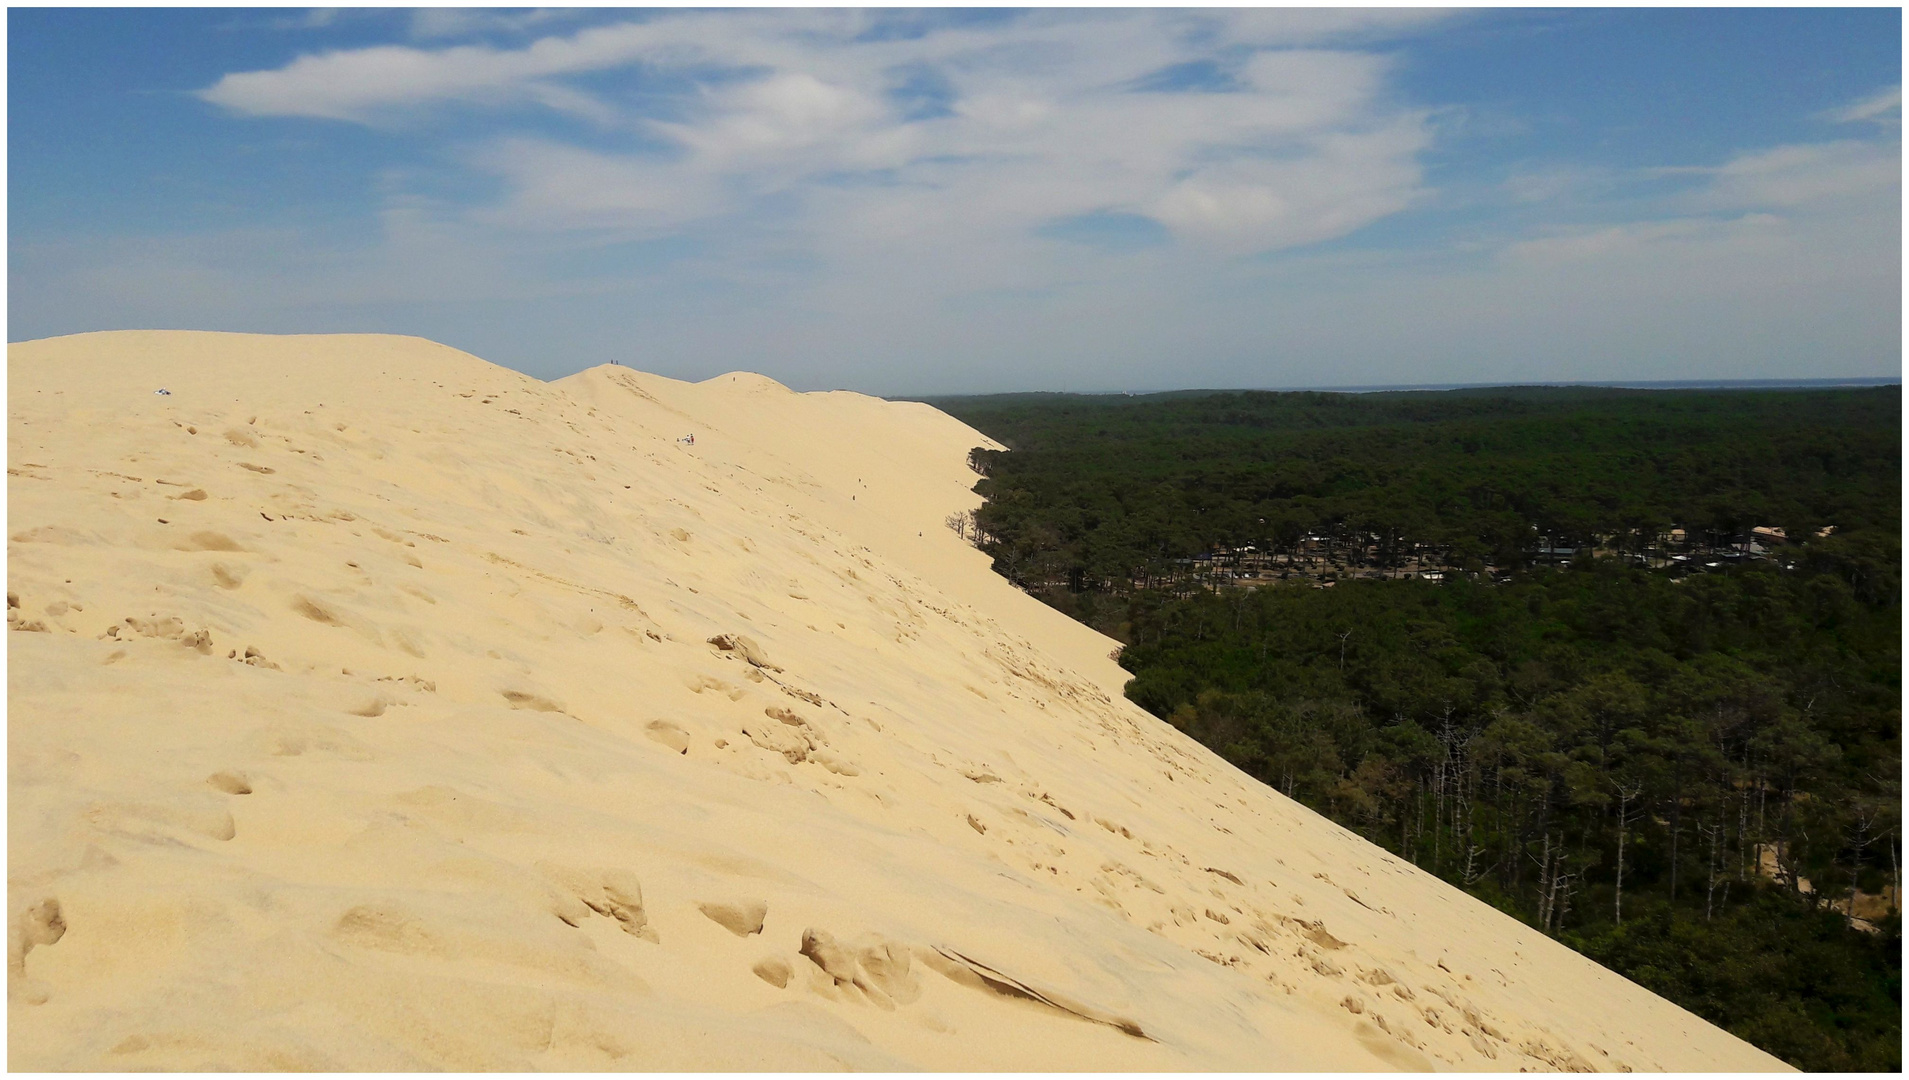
top-left (933, 386), bottom-right (1898, 592)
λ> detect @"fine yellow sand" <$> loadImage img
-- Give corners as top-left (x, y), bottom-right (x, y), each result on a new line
top-left (8, 331), bottom-right (1788, 1071)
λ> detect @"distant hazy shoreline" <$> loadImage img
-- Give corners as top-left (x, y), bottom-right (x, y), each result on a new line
top-left (1300, 376), bottom-right (1903, 394)
top-left (910, 376), bottom-right (1900, 404)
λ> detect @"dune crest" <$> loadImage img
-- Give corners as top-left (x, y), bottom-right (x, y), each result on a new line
top-left (8, 331), bottom-right (1785, 1071)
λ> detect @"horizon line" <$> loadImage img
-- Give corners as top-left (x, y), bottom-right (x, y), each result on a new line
top-left (901, 376), bottom-right (1903, 400)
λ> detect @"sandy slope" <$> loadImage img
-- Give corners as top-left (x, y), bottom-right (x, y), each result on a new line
top-left (7, 331), bottom-right (1787, 1071)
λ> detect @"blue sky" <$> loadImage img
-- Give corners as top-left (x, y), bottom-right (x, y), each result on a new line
top-left (9, 7), bottom-right (1901, 393)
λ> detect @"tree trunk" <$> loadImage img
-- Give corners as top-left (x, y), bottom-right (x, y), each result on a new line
top-left (1704, 819), bottom-right (1720, 920)
top-left (1890, 835), bottom-right (1900, 917)
top-left (1846, 809), bottom-right (1875, 920)
top-left (1536, 832), bottom-right (1553, 930)
top-left (1668, 763), bottom-right (1683, 903)
top-left (1756, 775), bottom-right (1767, 868)
top-left (1614, 786), bottom-right (1634, 926)
top-left (1405, 786), bottom-right (1420, 862)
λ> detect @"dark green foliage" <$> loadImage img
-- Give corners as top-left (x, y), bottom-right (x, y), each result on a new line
top-left (940, 386), bottom-right (1900, 1071)
top-left (936, 386), bottom-right (1899, 594)
top-left (1567, 897), bottom-right (1901, 1072)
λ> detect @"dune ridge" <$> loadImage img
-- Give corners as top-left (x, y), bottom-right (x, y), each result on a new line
top-left (8, 331), bottom-right (1786, 1071)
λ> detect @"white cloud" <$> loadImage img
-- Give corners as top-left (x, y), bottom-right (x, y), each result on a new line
top-left (664, 71), bottom-right (901, 169)
top-left (469, 138), bottom-right (719, 232)
top-left (1500, 213), bottom-right (1789, 268)
top-left (1823, 85), bottom-right (1900, 125)
top-left (198, 11), bottom-right (1436, 259)
top-left (199, 19), bottom-right (677, 121)
top-left (277, 9), bottom-right (340, 32)
top-left (1702, 140), bottom-right (1899, 210)
top-left (407, 9), bottom-right (587, 41)
top-left (1501, 165), bottom-right (1612, 205)
top-left (1505, 137), bottom-right (1898, 270)
top-left (1201, 8), bottom-right (1455, 48)
top-left (1151, 118), bottom-right (1429, 251)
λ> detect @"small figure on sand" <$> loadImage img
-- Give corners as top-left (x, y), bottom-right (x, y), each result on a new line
top-left (678, 433), bottom-right (695, 445)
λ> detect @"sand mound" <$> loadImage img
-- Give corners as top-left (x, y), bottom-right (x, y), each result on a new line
top-left (8, 331), bottom-right (1786, 1071)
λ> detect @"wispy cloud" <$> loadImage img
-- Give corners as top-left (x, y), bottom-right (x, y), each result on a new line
top-left (1506, 137), bottom-right (1898, 267)
top-left (1501, 165), bottom-right (1614, 205)
top-left (407, 8), bottom-right (591, 41)
top-left (277, 9), bottom-right (340, 32)
top-left (1822, 85), bottom-right (1901, 125)
top-left (199, 19), bottom-right (667, 122)
top-left (1702, 139), bottom-right (1899, 210)
top-left (198, 10), bottom-right (1440, 258)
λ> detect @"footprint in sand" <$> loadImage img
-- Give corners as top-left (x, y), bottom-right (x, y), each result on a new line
top-left (10, 897), bottom-right (66, 976)
top-left (539, 864), bottom-right (658, 942)
top-left (179, 530), bottom-right (243, 552)
top-left (84, 796), bottom-right (236, 844)
top-left (797, 929), bottom-right (921, 1007)
top-left (686, 673), bottom-right (745, 701)
top-left (645, 720), bottom-right (691, 754)
top-left (499, 689), bottom-right (564, 713)
top-left (698, 899), bottom-right (768, 937)
top-left (8, 897), bottom-right (67, 1004)
top-left (753, 956), bottom-right (793, 988)
top-left (206, 771), bottom-right (253, 795)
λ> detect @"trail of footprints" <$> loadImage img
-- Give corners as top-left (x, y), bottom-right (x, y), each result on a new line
top-left (6, 628), bottom-right (1588, 1070)
top-left (10, 412), bottom-right (1615, 1071)
top-left (571, 620), bottom-right (1583, 1067)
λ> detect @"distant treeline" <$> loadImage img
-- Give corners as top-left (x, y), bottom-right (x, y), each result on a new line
top-left (933, 386), bottom-right (1899, 594)
top-left (935, 386), bottom-right (1900, 1071)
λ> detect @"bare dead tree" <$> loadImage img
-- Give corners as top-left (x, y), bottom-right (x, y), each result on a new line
top-left (1700, 816), bottom-right (1723, 920)
top-left (1464, 843), bottom-right (1488, 886)
top-left (1842, 798), bottom-right (1891, 921)
top-left (1738, 748), bottom-right (1754, 883)
top-left (1613, 778), bottom-right (1645, 926)
top-left (1863, 763), bottom-right (1902, 918)
top-left (1552, 871), bottom-right (1576, 933)
top-left (1892, 835), bottom-right (1901, 919)
top-left (1534, 831), bottom-right (1555, 932)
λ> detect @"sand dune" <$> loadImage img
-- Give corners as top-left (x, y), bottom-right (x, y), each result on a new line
top-left (8, 331), bottom-right (1787, 1071)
